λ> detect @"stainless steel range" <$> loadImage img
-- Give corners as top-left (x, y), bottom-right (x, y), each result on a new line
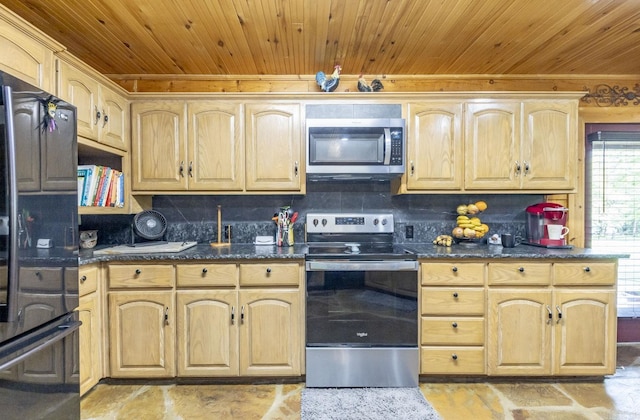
top-left (305, 212), bottom-right (419, 387)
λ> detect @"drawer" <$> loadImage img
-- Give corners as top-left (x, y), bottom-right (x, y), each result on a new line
top-left (421, 262), bottom-right (485, 286)
top-left (422, 287), bottom-right (485, 316)
top-left (109, 264), bottom-right (174, 288)
top-left (553, 262), bottom-right (616, 286)
top-left (421, 317), bottom-right (485, 345)
top-left (239, 263), bottom-right (300, 287)
top-left (79, 265), bottom-right (99, 297)
top-left (421, 347), bottom-right (485, 374)
top-left (19, 267), bottom-right (63, 292)
top-left (488, 262), bottom-right (551, 286)
top-left (176, 263), bottom-right (238, 287)
top-left (64, 267), bottom-right (79, 294)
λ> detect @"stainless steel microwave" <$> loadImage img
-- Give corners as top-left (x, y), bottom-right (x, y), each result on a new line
top-left (306, 118), bottom-right (406, 180)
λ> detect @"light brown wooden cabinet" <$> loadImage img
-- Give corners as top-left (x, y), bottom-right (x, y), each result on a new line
top-left (245, 103), bottom-right (304, 192)
top-left (78, 264), bottom-right (101, 396)
top-left (175, 262), bottom-right (303, 377)
top-left (420, 262), bottom-right (486, 375)
top-left (465, 99), bottom-right (577, 191)
top-left (487, 261), bottom-right (617, 376)
top-left (406, 102), bottom-right (464, 190)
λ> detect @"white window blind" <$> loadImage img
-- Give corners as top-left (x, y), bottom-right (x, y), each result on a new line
top-left (587, 131), bottom-right (640, 318)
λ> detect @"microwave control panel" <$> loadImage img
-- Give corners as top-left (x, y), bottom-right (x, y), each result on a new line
top-left (389, 129), bottom-right (404, 165)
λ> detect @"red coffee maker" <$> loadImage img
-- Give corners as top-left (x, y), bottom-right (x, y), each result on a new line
top-left (525, 202), bottom-right (570, 247)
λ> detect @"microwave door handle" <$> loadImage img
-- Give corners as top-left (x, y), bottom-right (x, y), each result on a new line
top-left (383, 128), bottom-right (391, 165)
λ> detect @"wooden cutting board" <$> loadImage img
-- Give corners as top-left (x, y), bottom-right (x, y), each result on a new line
top-left (93, 241), bottom-right (197, 255)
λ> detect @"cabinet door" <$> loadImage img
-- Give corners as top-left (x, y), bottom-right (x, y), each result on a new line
top-left (406, 102), bottom-right (463, 190)
top-left (0, 19), bottom-right (56, 91)
top-left (13, 98), bottom-right (40, 191)
top-left (465, 102), bottom-right (521, 190)
top-left (131, 101), bottom-right (187, 191)
top-left (57, 60), bottom-right (99, 140)
top-left (554, 290), bottom-right (616, 375)
top-left (109, 291), bottom-right (175, 378)
top-left (521, 101), bottom-right (577, 190)
top-left (245, 103), bottom-right (302, 191)
top-left (41, 103), bottom-right (78, 190)
top-left (78, 293), bottom-right (101, 395)
top-left (187, 101), bottom-right (244, 191)
top-left (100, 86), bottom-right (129, 151)
top-left (238, 289), bottom-right (301, 376)
top-left (488, 290), bottom-right (552, 375)
top-left (176, 290), bottom-right (239, 376)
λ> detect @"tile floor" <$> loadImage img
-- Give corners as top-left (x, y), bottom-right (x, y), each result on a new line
top-left (81, 343), bottom-right (640, 419)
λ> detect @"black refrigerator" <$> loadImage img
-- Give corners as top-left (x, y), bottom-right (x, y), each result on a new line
top-left (0, 71), bottom-right (80, 419)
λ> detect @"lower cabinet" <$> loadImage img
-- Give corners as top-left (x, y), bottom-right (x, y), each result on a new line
top-left (487, 261), bottom-right (617, 376)
top-left (78, 264), bottom-right (102, 396)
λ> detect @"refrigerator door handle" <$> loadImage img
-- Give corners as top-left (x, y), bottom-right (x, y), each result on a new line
top-left (0, 320), bottom-right (81, 371)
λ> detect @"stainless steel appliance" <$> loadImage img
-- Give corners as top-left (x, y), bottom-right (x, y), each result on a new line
top-left (305, 213), bottom-right (419, 387)
top-left (0, 71), bottom-right (80, 418)
top-left (306, 118), bottom-right (406, 180)
top-left (525, 202), bottom-right (572, 248)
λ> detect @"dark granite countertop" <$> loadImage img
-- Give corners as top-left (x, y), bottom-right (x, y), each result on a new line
top-left (78, 242), bottom-right (627, 265)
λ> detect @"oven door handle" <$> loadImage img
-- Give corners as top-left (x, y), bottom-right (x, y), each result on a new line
top-left (306, 260), bottom-right (418, 271)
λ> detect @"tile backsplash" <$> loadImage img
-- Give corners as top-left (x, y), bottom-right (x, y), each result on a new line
top-left (79, 182), bottom-right (543, 246)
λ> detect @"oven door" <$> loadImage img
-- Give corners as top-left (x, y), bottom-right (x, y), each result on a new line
top-left (306, 260), bottom-right (418, 347)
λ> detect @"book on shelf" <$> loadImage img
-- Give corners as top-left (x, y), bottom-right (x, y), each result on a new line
top-left (78, 165), bottom-right (125, 208)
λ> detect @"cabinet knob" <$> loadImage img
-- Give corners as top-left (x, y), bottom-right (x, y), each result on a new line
top-left (452, 266), bottom-right (458, 272)
top-left (80, 275), bottom-right (87, 283)
top-left (294, 161), bottom-right (299, 176)
top-left (451, 354), bottom-right (458, 360)
top-left (452, 322), bottom-right (458, 328)
top-left (135, 269), bottom-right (142, 275)
top-left (518, 267), bottom-right (525, 273)
top-left (453, 292), bottom-right (459, 298)
top-left (583, 266), bottom-right (591, 272)
top-left (202, 268), bottom-right (208, 274)
top-left (266, 267), bottom-right (272, 274)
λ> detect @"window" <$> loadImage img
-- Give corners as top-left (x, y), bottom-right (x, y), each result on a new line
top-left (586, 128), bottom-right (640, 318)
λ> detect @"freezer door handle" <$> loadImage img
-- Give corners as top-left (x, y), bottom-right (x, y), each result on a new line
top-left (0, 320), bottom-right (81, 371)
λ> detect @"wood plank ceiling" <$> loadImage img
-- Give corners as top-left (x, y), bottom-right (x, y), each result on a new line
top-left (2, 0), bottom-right (640, 79)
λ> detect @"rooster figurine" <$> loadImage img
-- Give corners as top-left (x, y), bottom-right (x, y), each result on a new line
top-left (315, 65), bottom-right (341, 92)
top-left (357, 74), bottom-right (384, 92)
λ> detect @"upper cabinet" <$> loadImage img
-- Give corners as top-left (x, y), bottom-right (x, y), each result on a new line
top-left (131, 100), bottom-right (304, 194)
top-left (465, 99), bottom-right (578, 191)
top-left (57, 58), bottom-right (129, 151)
top-left (0, 6), bottom-right (63, 93)
top-left (245, 103), bottom-right (303, 192)
top-left (406, 102), bottom-right (463, 190)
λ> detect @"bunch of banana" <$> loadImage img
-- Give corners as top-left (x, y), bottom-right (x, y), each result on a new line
top-left (433, 234), bottom-right (453, 246)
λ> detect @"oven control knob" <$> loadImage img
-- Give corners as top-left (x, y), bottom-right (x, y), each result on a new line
top-left (322, 218), bottom-right (327, 226)
top-left (313, 218), bottom-right (318, 226)
top-left (381, 218), bottom-right (388, 225)
top-left (373, 218), bottom-right (379, 226)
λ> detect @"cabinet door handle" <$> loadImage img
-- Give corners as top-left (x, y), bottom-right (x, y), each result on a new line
top-left (179, 161), bottom-right (184, 177)
top-left (164, 307), bottom-right (169, 324)
top-left (188, 161), bottom-right (193, 177)
top-left (410, 161), bottom-right (415, 176)
top-left (515, 161), bottom-right (521, 175)
top-left (523, 161), bottom-right (530, 175)
top-left (240, 305), bottom-right (245, 323)
top-left (294, 161), bottom-right (299, 177)
top-left (80, 275), bottom-right (87, 283)
top-left (95, 106), bottom-right (101, 125)
top-left (546, 305), bottom-right (553, 324)
top-left (556, 305), bottom-right (563, 323)
top-left (231, 306), bottom-right (235, 324)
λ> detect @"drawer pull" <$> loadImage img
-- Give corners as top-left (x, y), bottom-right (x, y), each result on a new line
top-left (266, 267), bottom-right (272, 274)
top-left (80, 275), bottom-right (87, 283)
top-left (452, 266), bottom-right (458, 272)
top-left (518, 267), bottom-right (525, 273)
top-left (583, 266), bottom-right (591, 272)
top-left (202, 268), bottom-right (208, 274)
top-left (556, 305), bottom-right (563, 323)
top-left (452, 322), bottom-right (458, 328)
top-left (452, 292), bottom-right (459, 298)
top-left (135, 269), bottom-right (142, 275)
top-left (451, 354), bottom-right (458, 360)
